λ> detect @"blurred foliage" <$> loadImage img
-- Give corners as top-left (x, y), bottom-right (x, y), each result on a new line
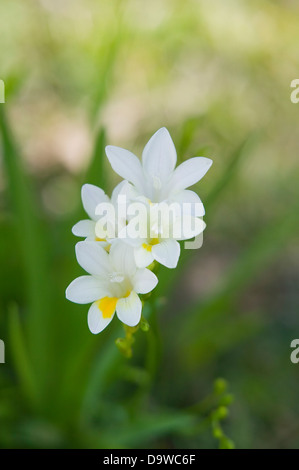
top-left (0, 0), bottom-right (299, 449)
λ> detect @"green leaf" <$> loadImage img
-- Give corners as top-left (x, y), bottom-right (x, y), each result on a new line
top-left (84, 127), bottom-right (108, 192)
top-left (8, 303), bottom-right (39, 409)
top-left (79, 325), bottom-right (123, 424)
top-left (0, 108), bottom-right (52, 396)
top-left (98, 411), bottom-right (197, 448)
top-left (205, 133), bottom-right (259, 210)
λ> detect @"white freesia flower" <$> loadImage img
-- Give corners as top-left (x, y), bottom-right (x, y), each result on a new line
top-left (104, 128), bottom-right (211, 268)
top-left (72, 180), bottom-right (131, 244)
top-left (65, 240), bottom-right (158, 333)
top-left (67, 127), bottom-right (213, 339)
top-left (105, 127), bottom-right (212, 212)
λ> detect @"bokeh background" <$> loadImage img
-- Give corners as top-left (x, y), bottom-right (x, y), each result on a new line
top-left (0, 0), bottom-right (299, 449)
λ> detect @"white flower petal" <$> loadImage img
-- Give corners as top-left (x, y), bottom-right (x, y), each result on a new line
top-left (65, 276), bottom-right (106, 304)
top-left (81, 184), bottom-right (109, 220)
top-left (86, 237), bottom-right (108, 247)
top-left (121, 205), bottom-right (149, 240)
top-left (133, 268), bottom-right (158, 294)
top-left (152, 239), bottom-right (180, 269)
top-left (95, 214), bottom-right (116, 240)
top-left (75, 241), bottom-right (110, 276)
top-left (173, 216), bottom-right (206, 241)
top-left (109, 240), bottom-right (137, 276)
top-left (134, 245), bottom-right (154, 268)
top-left (169, 190), bottom-right (205, 217)
top-left (168, 157), bottom-right (213, 193)
top-left (111, 180), bottom-right (128, 203)
top-left (117, 229), bottom-right (145, 247)
top-left (87, 302), bottom-right (114, 334)
top-left (111, 181), bottom-right (136, 233)
top-left (111, 180), bottom-right (135, 206)
top-left (105, 146), bottom-right (145, 192)
top-left (142, 128), bottom-right (177, 183)
top-left (72, 219), bottom-right (96, 238)
top-left (116, 291), bottom-right (142, 327)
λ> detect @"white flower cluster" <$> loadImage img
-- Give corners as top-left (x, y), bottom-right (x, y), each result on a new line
top-left (66, 128), bottom-right (212, 334)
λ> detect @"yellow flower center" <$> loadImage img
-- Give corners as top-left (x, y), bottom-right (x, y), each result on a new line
top-left (142, 238), bottom-right (159, 252)
top-left (97, 291), bottom-right (131, 318)
top-left (97, 297), bottom-right (118, 319)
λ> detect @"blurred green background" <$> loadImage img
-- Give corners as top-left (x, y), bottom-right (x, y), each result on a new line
top-left (0, 0), bottom-right (299, 449)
